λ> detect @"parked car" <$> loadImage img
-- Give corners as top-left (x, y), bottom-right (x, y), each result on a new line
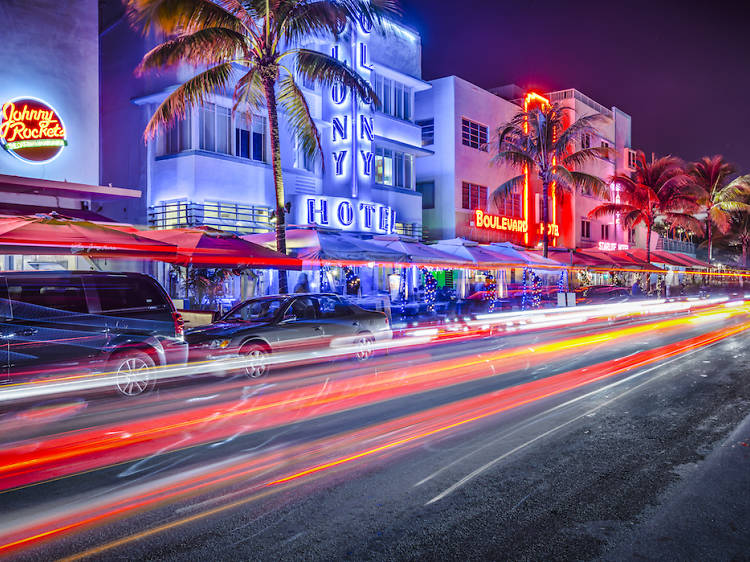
top-left (0, 271), bottom-right (187, 396)
top-left (185, 293), bottom-right (393, 377)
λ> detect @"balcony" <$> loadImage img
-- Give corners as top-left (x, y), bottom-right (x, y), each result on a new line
top-left (657, 236), bottom-right (697, 256)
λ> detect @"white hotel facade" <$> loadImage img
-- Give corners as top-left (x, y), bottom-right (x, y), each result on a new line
top-left (100, 8), bottom-right (430, 240)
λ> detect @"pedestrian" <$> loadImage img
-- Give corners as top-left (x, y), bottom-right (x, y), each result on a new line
top-left (631, 278), bottom-right (641, 297)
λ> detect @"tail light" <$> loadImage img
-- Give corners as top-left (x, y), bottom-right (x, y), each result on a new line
top-left (173, 312), bottom-right (185, 338)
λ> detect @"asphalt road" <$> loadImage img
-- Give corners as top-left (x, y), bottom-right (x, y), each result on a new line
top-left (3, 301), bottom-right (750, 561)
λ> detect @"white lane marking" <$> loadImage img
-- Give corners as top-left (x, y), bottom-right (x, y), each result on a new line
top-left (424, 342), bottom-right (724, 505)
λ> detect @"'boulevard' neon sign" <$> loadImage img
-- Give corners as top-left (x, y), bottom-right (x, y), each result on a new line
top-left (474, 209), bottom-right (527, 233)
top-left (0, 97), bottom-right (67, 163)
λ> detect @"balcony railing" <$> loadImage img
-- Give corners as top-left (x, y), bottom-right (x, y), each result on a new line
top-left (547, 89), bottom-right (614, 119)
top-left (657, 236), bottom-right (697, 256)
top-left (149, 200), bottom-right (273, 235)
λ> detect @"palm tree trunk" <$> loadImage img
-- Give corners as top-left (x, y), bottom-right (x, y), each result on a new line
top-left (707, 215), bottom-right (712, 263)
top-left (541, 180), bottom-right (550, 258)
top-left (743, 240), bottom-right (748, 269)
top-left (646, 225), bottom-right (652, 264)
top-left (262, 76), bottom-right (288, 294)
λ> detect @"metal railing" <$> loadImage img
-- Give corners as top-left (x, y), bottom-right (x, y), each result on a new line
top-left (149, 200), bottom-right (274, 234)
top-left (657, 236), bottom-right (697, 256)
top-left (547, 89), bottom-right (614, 119)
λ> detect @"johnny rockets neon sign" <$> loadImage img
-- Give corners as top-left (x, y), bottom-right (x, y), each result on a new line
top-left (474, 209), bottom-right (527, 233)
top-left (0, 98), bottom-right (67, 163)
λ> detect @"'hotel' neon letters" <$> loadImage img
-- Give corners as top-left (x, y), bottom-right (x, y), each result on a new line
top-left (359, 202), bottom-right (376, 228)
top-left (307, 198), bottom-right (329, 225)
top-left (337, 200), bottom-right (355, 226)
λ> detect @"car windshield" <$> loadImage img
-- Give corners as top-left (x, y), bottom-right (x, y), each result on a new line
top-left (223, 298), bottom-right (285, 322)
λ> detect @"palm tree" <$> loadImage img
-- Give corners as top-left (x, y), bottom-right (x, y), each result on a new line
top-left (588, 152), bottom-right (701, 264)
top-left (492, 102), bottom-right (609, 257)
top-left (727, 199), bottom-right (750, 269)
top-left (127, 0), bottom-right (393, 292)
top-left (688, 155), bottom-right (750, 263)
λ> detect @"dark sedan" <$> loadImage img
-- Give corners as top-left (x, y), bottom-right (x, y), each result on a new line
top-left (185, 293), bottom-right (392, 377)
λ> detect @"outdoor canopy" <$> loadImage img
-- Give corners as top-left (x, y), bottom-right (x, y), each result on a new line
top-left (369, 235), bottom-right (473, 267)
top-left (243, 229), bottom-right (409, 263)
top-left (0, 214), bottom-right (176, 259)
top-left (139, 227), bottom-right (301, 269)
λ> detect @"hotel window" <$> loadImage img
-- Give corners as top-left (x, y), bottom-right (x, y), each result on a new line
top-left (235, 113), bottom-right (266, 162)
top-left (159, 110), bottom-right (192, 156)
top-left (416, 119), bottom-right (434, 146)
top-left (581, 133), bottom-right (591, 150)
top-left (461, 118), bottom-right (488, 151)
top-left (293, 135), bottom-right (314, 172)
top-left (461, 182), bottom-right (488, 210)
top-left (497, 189), bottom-right (523, 218)
top-left (199, 103), bottom-right (231, 154)
top-left (373, 74), bottom-right (412, 121)
top-left (601, 140), bottom-right (610, 149)
top-left (601, 224), bottom-right (610, 240)
top-left (417, 181), bottom-right (435, 209)
top-left (581, 219), bottom-right (591, 239)
top-left (628, 228), bottom-right (636, 244)
top-left (375, 147), bottom-right (413, 189)
top-left (627, 149), bottom-right (638, 169)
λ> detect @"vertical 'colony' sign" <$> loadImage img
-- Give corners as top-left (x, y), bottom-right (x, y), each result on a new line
top-left (329, 16), bottom-right (376, 188)
top-left (0, 98), bottom-right (67, 163)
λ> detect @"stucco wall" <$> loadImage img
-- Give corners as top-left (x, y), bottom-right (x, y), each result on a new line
top-left (0, 0), bottom-right (99, 184)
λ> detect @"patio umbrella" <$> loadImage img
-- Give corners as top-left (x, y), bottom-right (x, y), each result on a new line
top-left (370, 235), bottom-right (473, 267)
top-left (489, 242), bottom-right (562, 269)
top-left (243, 229), bottom-right (408, 264)
top-left (140, 227), bottom-right (301, 269)
top-left (0, 214), bottom-right (177, 259)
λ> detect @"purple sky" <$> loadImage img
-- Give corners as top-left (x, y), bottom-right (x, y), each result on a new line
top-left (401, 0), bottom-right (750, 172)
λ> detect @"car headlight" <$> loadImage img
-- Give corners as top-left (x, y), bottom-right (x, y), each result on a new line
top-left (209, 339), bottom-right (231, 349)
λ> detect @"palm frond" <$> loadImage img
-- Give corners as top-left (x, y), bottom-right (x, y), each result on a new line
top-left (136, 27), bottom-right (247, 75)
top-left (493, 150), bottom-right (534, 170)
top-left (145, 62), bottom-right (234, 138)
top-left (277, 73), bottom-right (323, 170)
top-left (709, 205), bottom-right (732, 234)
top-left (490, 175), bottom-right (525, 208)
top-left (663, 212), bottom-right (704, 235)
top-left (588, 203), bottom-right (636, 221)
top-left (562, 146), bottom-right (610, 168)
top-left (278, 1), bottom-right (347, 42)
top-left (571, 172), bottom-right (609, 199)
top-left (126, 0), bottom-right (242, 35)
top-left (232, 66), bottom-right (265, 113)
top-left (292, 48), bottom-right (376, 105)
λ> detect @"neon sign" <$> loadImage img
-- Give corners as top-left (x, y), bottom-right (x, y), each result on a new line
top-left (295, 195), bottom-right (395, 234)
top-left (1, 97), bottom-right (67, 163)
top-left (598, 241), bottom-right (629, 251)
top-left (474, 209), bottom-right (527, 233)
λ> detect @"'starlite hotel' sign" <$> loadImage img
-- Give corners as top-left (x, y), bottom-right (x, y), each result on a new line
top-left (473, 209), bottom-right (528, 233)
top-left (0, 97), bottom-right (67, 163)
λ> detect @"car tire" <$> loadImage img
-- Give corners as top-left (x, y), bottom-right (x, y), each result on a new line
top-left (354, 333), bottom-right (374, 362)
top-left (112, 350), bottom-right (156, 397)
top-left (240, 343), bottom-right (269, 378)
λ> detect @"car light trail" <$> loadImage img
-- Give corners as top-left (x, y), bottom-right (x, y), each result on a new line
top-left (1, 315), bottom-right (747, 558)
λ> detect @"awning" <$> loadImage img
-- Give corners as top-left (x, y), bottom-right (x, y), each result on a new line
top-left (431, 238), bottom-right (532, 266)
top-left (489, 242), bottom-right (562, 268)
top-left (243, 229), bottom-right (408, 264)
top-left (141, 227), bottom-right (301, 269)
top-left (0, 173), bottom-right (141, 199)
top-left (369, 235), bottom-right (473, 267)
top-left (0, 202), bottom-right (118, 223)
top-left (0, 215), bottom-right (176, 258)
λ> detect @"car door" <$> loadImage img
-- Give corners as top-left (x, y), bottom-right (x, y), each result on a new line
top-left (314, 296), bottom-right (360, 343)
top-left (4, 275), bottom-right (106, 376)
top-left (0, 278), bottom-right (10, 383)
top-left (276, 296), bottom-right (326, 352)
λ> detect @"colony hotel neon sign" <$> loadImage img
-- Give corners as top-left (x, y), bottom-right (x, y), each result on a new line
top-left (0, 97), bottom-right (67, 163)
top-left (474, 209), bottom-right (527, 233)
top-left (296, 195), bottom-right (395, 234)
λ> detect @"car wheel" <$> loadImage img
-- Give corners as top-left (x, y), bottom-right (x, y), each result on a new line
top-left (240, 343), bottom-right (269, 378)
top-left (112, 351), bottom-right (155, 397)
top-left (354, 333), bottom-right (374, 362)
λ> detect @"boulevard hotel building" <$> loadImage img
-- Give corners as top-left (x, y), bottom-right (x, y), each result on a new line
top-left (1, 1), bottom-right (651, 268)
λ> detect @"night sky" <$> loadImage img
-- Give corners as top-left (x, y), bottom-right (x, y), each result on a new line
top-left (401, 0), bottom-right (750, 172)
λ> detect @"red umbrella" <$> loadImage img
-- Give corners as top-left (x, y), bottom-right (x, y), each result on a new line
top-left (0, 214), bottom-right (176, 258)
top-left (139, 227), bottom-right (301, 269)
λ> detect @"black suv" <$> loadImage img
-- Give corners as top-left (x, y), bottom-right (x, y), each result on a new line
top-left (0, 271), bottom-right (187, 396)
